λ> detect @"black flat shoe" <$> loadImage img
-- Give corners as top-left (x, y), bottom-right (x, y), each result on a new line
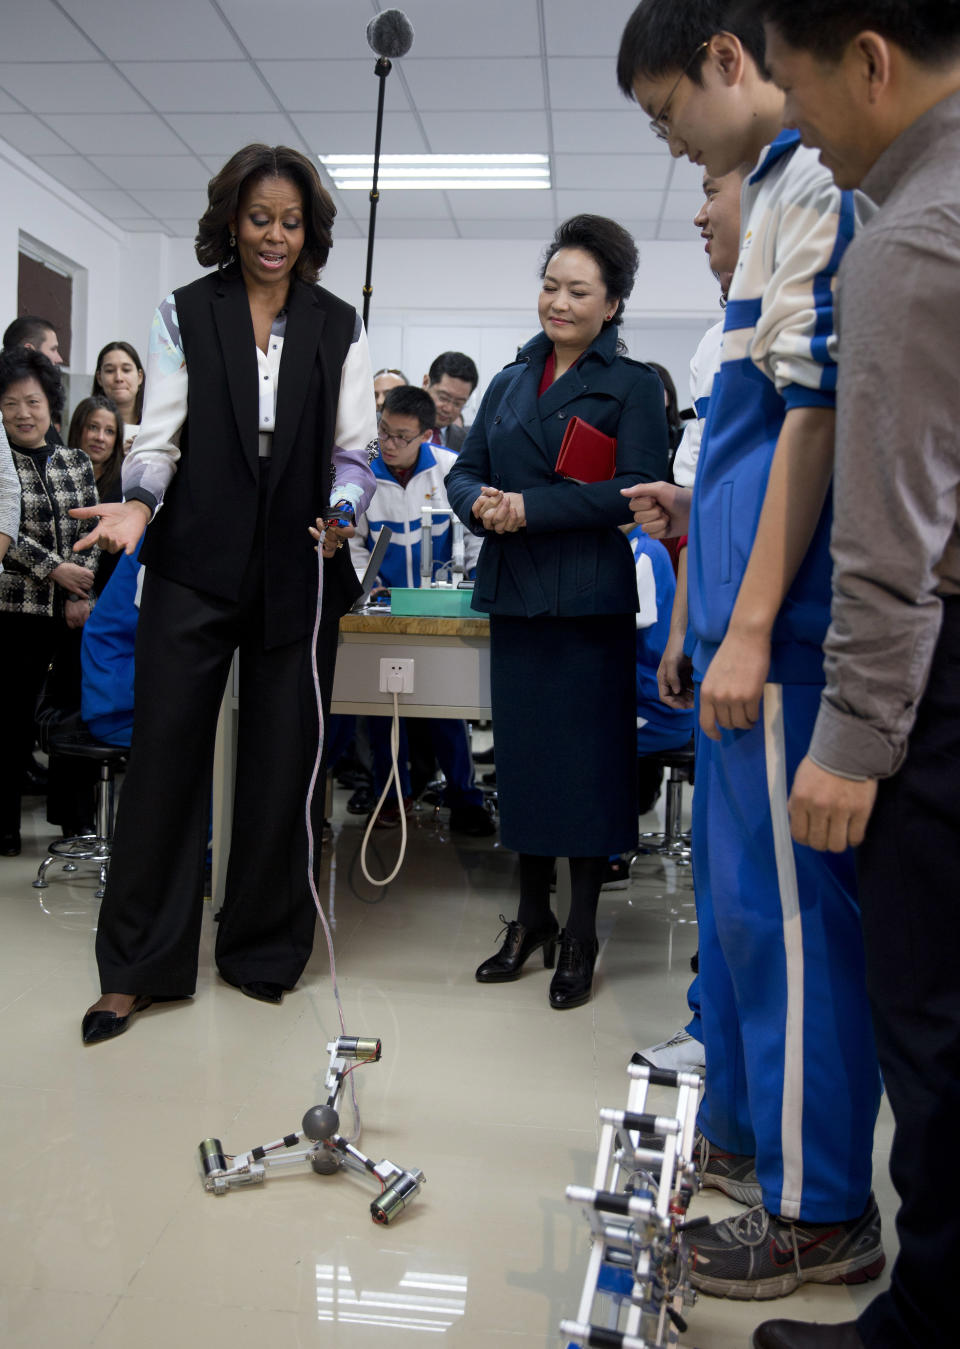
top-left (475, 913), bottom-right (559, 982)
top-left (0, 831), bottom-right (21, 857)
top-left (81, 994), bottom-right (154, 1045)
top-left (548, 930), bottom-right (599, 1009)
top-left (242, 980), bottom-right (285, 1003)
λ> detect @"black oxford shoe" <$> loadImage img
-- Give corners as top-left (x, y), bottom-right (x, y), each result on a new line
top-left (475, 914), bottom-right (559, 982)
top-left (548, 930), bottom-right (599, 1009)
top-left (753, 1320), bottom-right (865, 1349)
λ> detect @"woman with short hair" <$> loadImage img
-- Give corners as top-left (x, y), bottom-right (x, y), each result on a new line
top-left (0, 347), bottom-right (99, 855)
top-left (446, 215), bottom-right (669, 1008)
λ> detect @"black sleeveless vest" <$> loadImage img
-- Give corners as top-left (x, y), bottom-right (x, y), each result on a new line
top-left (139, 265), bottom-right (360, 647)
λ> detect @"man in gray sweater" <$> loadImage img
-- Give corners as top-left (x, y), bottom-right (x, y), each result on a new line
top-left (740, 5), bottom-right (960, 1348)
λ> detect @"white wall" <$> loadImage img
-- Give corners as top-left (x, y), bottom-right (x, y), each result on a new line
top-left (3, 139), bottom-right (720, 421)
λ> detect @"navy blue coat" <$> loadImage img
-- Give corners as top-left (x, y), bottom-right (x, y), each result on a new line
top-left (445, 325), bottom-right (669, 617)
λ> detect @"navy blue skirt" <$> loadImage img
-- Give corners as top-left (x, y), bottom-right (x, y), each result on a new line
top-left (489, 613), bottom-right (638, 857)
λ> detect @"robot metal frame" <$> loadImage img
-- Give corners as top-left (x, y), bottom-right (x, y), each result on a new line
top-left (197, 1035), bottom-right (425, 1226)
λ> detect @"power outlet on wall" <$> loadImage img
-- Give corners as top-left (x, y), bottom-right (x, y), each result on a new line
top-left (379, 658), bottom-right (414, 694)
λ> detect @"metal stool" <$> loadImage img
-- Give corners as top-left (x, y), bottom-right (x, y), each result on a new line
top-left (634, 742), bottom-right (694, 864)
top-left (33, 731), bottom-right (127, 899)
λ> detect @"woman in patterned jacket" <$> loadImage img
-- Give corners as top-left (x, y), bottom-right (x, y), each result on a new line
top-left (0, 347), bottom-right (99, 856)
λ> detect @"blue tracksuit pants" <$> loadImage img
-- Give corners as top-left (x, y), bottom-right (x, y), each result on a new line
top-left (693, 681), bottom-right (880, 1222)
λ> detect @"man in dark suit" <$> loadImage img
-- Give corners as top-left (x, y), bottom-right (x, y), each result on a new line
top-left (422, 350), bottom-right (478, 451)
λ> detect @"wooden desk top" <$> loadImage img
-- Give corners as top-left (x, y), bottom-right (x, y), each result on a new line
top-left (339, 611), bottom-right (491, 637)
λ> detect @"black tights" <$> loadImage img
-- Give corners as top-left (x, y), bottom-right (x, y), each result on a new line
top-left (516, 853), bottom-right (605, 946)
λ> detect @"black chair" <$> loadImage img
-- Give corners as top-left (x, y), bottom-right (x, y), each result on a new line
top-left (33, 729), bottom-right (127, 899)
top-left (632, 741), bottom-right (694, 864)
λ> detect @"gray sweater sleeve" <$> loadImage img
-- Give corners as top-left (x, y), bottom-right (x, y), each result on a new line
top-left (0, 423), bottom-right (21, 562)
top-left (808, 227), bottom-right (960, 779)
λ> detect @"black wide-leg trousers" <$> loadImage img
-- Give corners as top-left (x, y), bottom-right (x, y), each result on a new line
top-left (857, 597), bottom-right (960, 1349)
top-left (95, 503), bottom-right (333, 996)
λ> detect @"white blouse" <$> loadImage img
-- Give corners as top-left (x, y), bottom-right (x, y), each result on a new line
top-left (123, 291), bottom-right (378, 519)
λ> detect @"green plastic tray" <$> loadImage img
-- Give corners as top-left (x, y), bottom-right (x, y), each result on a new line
top-left (389, 587), bottom-right (478, 618)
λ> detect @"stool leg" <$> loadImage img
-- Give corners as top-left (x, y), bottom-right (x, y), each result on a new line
top-left (663, 772), bottom-right (684, 847)
top-left (96, 763), bottom-right (112, 842)
top-left (32, 854), bottom-right (55, 889)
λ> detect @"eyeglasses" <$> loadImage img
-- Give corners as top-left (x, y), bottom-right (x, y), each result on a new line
top-left (431, 388), bottom-right (468, 410)
top-left (649, 40), bottom-right (710, 142)
top-left (378, 423), bottom-right (422, 448)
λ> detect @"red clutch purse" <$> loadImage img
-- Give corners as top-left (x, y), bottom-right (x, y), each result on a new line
top-left (554, 416), bottom-right (617, 484)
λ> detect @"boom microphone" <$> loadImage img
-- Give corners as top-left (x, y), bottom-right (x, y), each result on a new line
top-left (366, 9), bottom-right (415, 60)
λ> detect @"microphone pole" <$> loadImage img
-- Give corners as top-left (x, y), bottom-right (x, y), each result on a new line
top-left (362, 56), bottom-right (392, 332)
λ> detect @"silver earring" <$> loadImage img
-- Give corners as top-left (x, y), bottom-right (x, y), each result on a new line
top-left (229, 233), bottom-right (236, 248)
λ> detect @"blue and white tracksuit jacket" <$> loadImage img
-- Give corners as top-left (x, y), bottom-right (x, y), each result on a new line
top-left (690, 132), bottom-right (880, 1223)
top-left (349, 444), bottom-right (483, 808)
top-left (628, 528), bottom-right (693, 754)
top-left (672, 318), bottom-right (722, 490)
top-left (349, 443), bottom-right (480, 589)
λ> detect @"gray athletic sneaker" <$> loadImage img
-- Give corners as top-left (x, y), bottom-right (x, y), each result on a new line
top-left (633, 1029), bottom-right (705, 1074)
top-left (688, 1194), bottom-right (885, 1300)
top-left (696, 1131), bottom-right (762, 1207)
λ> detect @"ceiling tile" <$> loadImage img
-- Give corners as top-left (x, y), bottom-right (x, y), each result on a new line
top-left (668, 156), bottom-right (707, 189)
top-left (116, 219), bottom-right (167, 232)
top-left (126, 189), bottom-right (210, 218)
top-left (402, 58), bottom-right (545, 112)
top-left (547, 58), bottom-right (628, 112)
top-left (291, 111), bottom-right (428, 156)
top-left (544, 0), bottom-right (638, 57)
top-left (0, 63), bottom-right (150, 114)
top-left (456, 219), bottom-right (558, 240)
top-left (0, 90), bottom-right (22, 113)
top-left (344, 188), bottom-right (453, 221)
top-left (373, 217), bottom-right (460, 239)
top-left (662, 190), bottom-right (708, 223)
top-left (553, 153), bottom-right (670, 192)
top-left (163, 113), bottom-right (301, 157)
top-left (76, 188), bottom-right (151, 219)
top-left (258, 61), bottom-right (411, 114)
top-left (552, 110), bottom-right (648, 155)
top-left (419, 111), bottom-right (549, 154)
top-left (45, 113), bottom-right (188, 156)
top-left (58, 0), bottom-right (245, 60)
top-left (160, 219), bottom-right (206, 234)
top-left (31, 154), bottom-right (119, 191)
top-left (216, 0), bottom-right (373, 60)
top-left (87, 155), bottom-right (209, 190)
top-left (556, 188), bottom-right (666, 220)
top-left (0, 115), bottom-right (73, 156)
top-left (446, 190), bottom-right (555, 222)
top-left (1, 0), bottom-right (100, 60)
top-left (401, 0), bottom-right (541, 57)
top-left (658, 220), bottom-right (707, 241)
top-left (116, 61), bottom-right (278, 114)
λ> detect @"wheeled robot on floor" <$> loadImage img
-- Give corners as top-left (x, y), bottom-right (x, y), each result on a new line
top-left (561, 1060), bottom-right (706, 1347)
top-left (196, 1034), bottom-right (425, 1225)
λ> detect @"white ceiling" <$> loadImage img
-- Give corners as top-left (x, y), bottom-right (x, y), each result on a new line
top-left (0, 0), bottom-right (705, 244)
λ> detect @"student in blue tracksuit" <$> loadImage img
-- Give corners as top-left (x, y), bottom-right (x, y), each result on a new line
top-left (81, 539), bottom-right (143, 746)
top-left (616, 0), bottom-right (883, 1302)
top-left (349, 385), bottom-right (493, 837)
top-left (628, 527), bottom-right (694, 760)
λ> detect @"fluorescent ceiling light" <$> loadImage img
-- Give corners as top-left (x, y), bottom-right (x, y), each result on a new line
top-left (319, 153), bottom-right (550, 191)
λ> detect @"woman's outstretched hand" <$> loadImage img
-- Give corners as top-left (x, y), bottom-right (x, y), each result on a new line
top-left (70, 500), bottom-right (151, 555)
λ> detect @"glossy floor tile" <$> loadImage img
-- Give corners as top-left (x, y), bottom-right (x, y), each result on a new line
top-left (0, 779), bottom-right (897, 1348)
